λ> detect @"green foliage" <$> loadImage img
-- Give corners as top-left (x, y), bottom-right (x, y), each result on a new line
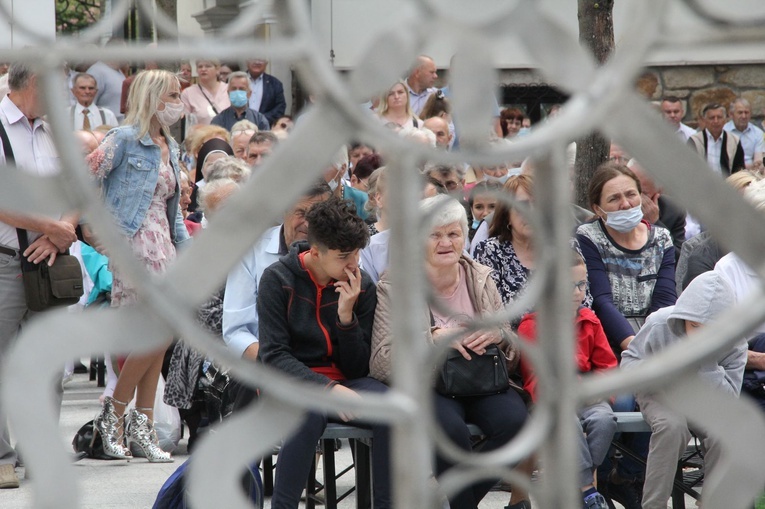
top-left (56, 0), bottom-right (101, 34)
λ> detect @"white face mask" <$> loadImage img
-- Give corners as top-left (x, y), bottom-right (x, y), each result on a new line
top-left (156, 101), bottom-right (184, 126)
top-left (327, 167), bottom-right (342, 192)
top-left (600, 203), bottom-right (643, 233)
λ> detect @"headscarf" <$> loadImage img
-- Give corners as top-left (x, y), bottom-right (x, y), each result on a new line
top-left (195, 138), bottom-right (233, 183)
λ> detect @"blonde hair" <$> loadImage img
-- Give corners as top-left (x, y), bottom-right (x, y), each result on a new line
top-left (124, 70), bottom-right (181, 139)
top-left (364, 166), bottom-right (387, 214)
top-left (186, 124), bottom-right (230, 157)
top-left (726, 170), bottom-right (761, 192)
top-left (378, 80), bottom-right (414, 119)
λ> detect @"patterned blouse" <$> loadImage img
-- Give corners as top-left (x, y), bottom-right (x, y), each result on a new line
top-left (473, 237), bottom-right (530, 306)
top-left (473, 236), bottom-right (593, 328)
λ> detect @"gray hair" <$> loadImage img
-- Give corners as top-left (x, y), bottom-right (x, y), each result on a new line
top-left (730, 97), bottom-right (751, 112)
top-left (227, 71), bottom-right (250, 88)
top-left (199, 178), bottom-right (240, 215)
top-left (422, 162), bottom-right (465, 181)
top-left (206, 156), bottom-right (252, 184)
top-left (420, 194), bottom-right (468, 240)
top-left (8, 62), bottom-right (34, 91)
top-left (249, 131), bottom-right (279, 146)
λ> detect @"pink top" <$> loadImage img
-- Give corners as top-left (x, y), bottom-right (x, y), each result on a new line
top-left (181, 82), bottom-right (230, 126)
top-left (431, 265), bottom-right (476, 329)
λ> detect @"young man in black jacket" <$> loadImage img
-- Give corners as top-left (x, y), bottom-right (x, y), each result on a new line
top-left (257, 197), bottom-right (391, 509)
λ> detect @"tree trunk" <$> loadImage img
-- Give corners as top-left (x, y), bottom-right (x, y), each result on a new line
top-left (574, 0), bottom-right (615, 209)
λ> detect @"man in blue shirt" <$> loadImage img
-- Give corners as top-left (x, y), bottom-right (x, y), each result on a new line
top-left (211, 72), bottom-right (270, 132)
top-left (223, 180), bottom-right (331, 360)
top-left (724, 98), bottom-right (764, 170)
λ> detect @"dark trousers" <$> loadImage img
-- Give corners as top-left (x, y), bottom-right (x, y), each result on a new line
top-left (434, 389), bottom-right (528, 509)
top-left (271, 377), bottom-right (391, 509)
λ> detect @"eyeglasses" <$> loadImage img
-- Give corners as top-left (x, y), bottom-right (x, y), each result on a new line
top-left (572, 281), bottom-right (588, 292)
top-left (232, 129), bottom-right (256, 137)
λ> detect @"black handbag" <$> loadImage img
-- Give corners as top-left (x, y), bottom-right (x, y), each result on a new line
top-left (16, 229), bottom-right (84, 312)
top-left (0, 116), bottom-right (84, 312)
top-left (435, 344), bottom-right (510, 398)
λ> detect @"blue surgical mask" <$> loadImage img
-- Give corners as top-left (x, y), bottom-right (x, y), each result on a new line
top-left (602, 204), bottom-right (643, 233)
top-left (229, 90), bottom-right (248, 108)
top-left (471, 219), bottom-right (481, 230)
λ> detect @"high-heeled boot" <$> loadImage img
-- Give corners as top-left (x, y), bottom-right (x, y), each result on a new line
top-left (93, 396), bottom-right (132, 459)
top-left (125, 408), bottom-right (173, 463)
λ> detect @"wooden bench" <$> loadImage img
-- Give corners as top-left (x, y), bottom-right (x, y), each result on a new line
top-left (613, 412), bottom-right (703, 509)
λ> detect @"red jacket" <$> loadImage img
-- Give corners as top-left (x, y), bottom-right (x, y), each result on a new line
top-left (518, 307), bottom-right (617, 402)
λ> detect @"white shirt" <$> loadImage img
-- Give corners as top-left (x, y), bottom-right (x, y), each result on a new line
top-left (0, 95), bottom-right (60, 248)
top-left (248, 74), bottom-right (264, 112)
top-left (705, 129), bottom-right (724, 175)
top-left (70, 102), bottom-right (119, 130)
top-left (359, 229), bottom-right (390, 283)
top-left (677, 123), bottom-right (696, 141)
top-left (222, 224), bottom-right (283, 357)
top-left (714, 253), bottom-right (765, 338)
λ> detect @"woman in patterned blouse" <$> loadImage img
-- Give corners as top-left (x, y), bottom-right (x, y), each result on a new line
top-left (473, 175), bottom-right (535, 311)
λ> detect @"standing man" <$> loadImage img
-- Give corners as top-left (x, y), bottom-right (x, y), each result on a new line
top-left (68, 73), bottom-right (118, 131)
top-left (256, 197), bottom-right (391, 509)
top-left (86, 41), bottom-right (126, 123)
top-left (211, 71), bottom-right (270, 132)
top-left (245, 59), bottom-right (286, 126)
top-left (405, 55), bottom-right (438, 116)
top-left (687, 103), bottom-right (745, 177)
top-left (724, 98), bottom-right (765, 170)
top-left (0, 63), bottom-right (78, 489)
top-left (660, 97), bottom-right (696, 141)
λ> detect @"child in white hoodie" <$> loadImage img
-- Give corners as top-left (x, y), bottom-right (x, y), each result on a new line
top-left (621, 271), bottom-right (747, 509)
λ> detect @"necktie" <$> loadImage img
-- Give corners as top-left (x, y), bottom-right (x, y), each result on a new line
top-left (82, 108), bottom-right (91, 130)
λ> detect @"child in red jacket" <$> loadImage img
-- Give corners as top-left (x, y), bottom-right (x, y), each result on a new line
top-left (518, 252), bottom-right (617, 509)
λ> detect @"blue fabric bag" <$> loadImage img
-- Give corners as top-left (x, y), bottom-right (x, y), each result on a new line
top-left (153, 458), bottom-right (263, 508)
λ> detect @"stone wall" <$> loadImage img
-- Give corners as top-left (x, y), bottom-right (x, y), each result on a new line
top-left (499, 64), bottom-right (765, 127)
top-left (636, 64), bottom-right (765, 126)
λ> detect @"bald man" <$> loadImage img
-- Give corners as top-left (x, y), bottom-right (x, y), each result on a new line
top-left (405, 55), bottom-right (438, 116)
top-left (423, 116), bottom-right (453, 149)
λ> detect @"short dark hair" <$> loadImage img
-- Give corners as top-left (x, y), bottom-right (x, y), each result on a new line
top-left (304, 178), bottom-right (333, 200)
top-left (248, 131), bottom-right (279, 146)
top-left (587, 161), bottom-right (642, 209)
top-left (701, 103), bottom-right (725, 117)
top-left (352, 153), bottom-right (384, 180)
top-left (661, 96), bottom-right (682, 104)
top-left (306, 197), bottom-right (369, 252)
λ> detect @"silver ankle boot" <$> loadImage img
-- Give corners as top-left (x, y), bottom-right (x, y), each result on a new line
top-left (93, 396), bottom-right (131, 459)
top-left (125, 408), bottom-right (173, 463)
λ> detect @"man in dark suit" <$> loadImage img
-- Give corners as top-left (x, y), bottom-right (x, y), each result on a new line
top-left (246, 59), bottom-right (286, 126)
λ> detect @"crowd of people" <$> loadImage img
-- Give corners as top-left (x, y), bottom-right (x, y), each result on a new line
top-left (0, 50), bottom-right (764, 509)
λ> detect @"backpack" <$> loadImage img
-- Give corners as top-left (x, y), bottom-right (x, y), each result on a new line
top-left (153, 459), bottom-right (263, 509)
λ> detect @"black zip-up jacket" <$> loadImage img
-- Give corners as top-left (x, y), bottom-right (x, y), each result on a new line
top-left (256, 241), bottom-right (377, 388)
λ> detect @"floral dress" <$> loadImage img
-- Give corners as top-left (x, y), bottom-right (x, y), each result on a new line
top-left (110, 160), bottom-right (177, 307)
top-left (88, 135), bottom-right (177, 308)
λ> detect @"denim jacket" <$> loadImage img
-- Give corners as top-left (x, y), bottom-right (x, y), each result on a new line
top-left (92, 125), bottom-right (190, 247)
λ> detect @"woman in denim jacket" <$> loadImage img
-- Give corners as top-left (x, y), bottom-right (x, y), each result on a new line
top-left (88, 70), bottom-right (189, 463)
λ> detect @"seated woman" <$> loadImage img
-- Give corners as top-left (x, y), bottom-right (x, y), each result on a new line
top-left (473, 175), bottom-right (535, 308)
top-left (377, 80), bottom-right (422, 129)
top-left (576, 162), bottom-right (677, 355)
top-left (370, 195), bottom-right (529, 509)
